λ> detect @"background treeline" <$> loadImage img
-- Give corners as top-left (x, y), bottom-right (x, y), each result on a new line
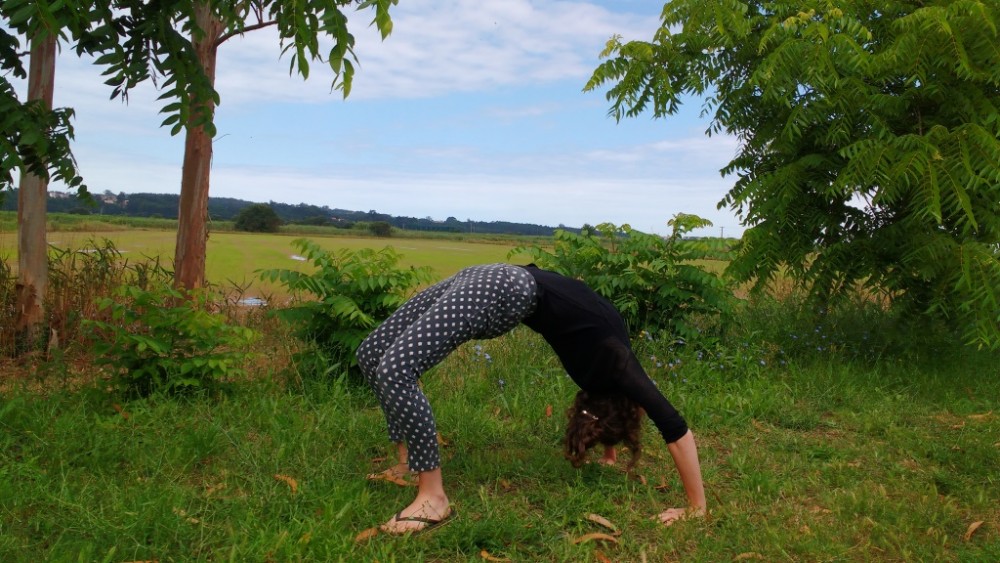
top-left (0, 189), bottom-right (572, 236)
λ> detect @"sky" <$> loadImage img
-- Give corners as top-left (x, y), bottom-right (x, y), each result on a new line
top-left (16, 0), bottom-right (744, 237)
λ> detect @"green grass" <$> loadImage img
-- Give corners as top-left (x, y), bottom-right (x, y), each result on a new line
top-left (0, 227), bottom-right (530, 298)
top-left (2, 324), bottom-right (998, 561)
top-left (2, 220), bottom-right (997, 560)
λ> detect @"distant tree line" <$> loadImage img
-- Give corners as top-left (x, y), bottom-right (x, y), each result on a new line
top-left (0, 189), bottom-right (574, 236)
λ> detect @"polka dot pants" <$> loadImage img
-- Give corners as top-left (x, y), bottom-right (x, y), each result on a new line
top-left (356, 264), bottom-right (537, 472)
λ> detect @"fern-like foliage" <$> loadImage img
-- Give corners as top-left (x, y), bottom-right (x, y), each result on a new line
top-left (259, 239), bottom-right (432, 378)
top-left (512, 215), bottom-right (733, 342)
top-left (586, 0), bottom-right (1000, 348)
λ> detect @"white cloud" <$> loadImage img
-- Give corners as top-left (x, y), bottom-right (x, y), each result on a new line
top-left (211, 0), bottom-right (659, 104)
top-left (8, 1), bottom-right (745, 236)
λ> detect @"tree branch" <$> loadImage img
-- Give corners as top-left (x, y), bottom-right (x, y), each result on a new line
top-left (216, 20), bottom-right (278, 46)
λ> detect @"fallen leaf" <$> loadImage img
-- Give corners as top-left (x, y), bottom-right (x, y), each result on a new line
top-left (274, 474), bottom-right (298, 494)
top-left (112, 403), bottom-right (130, 420)
top-left (964, 521), bottom-right (984, 541)
top-left (172, 507), bottom-right (201, 524)
top-left (480, 549), bottom-right (510, 561)
top-left (355, 527), bottom-right (379, 543)
top-left (299, 531), bottom-right (312, 544)
top-left (654, 475), bottom-right (671, 491)
top-left (498, 478), bottom-right (513, 491)
top-left (438, 433), bottom-right (450, 446)
top-left (204, 482), bottom-right (227, 496)
top-left (370, 456), bottom-right (388, 464)
top-left (968, 411), bottom-right (993, 421)
top-left (594, 550), bottom-right (611, 563)
top-left (545, 404), bottom-right (553, 417)
top-left (733, 553), bottom-right (765, 561)
top-left (572, 533), bottom-right (619, 545)
top-left (385, 473), bottom-right (412, 486)
top-left (367, 469), bottom-right (415, 487)
top-left (586, 513), bottom-right (621, 536)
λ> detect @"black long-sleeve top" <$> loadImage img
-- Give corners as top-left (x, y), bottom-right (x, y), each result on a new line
top-left (519, 265), bottom-right (689, 444)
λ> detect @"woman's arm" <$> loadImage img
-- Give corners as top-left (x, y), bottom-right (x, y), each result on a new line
top-left (658, 429), bottom-right (706, 525)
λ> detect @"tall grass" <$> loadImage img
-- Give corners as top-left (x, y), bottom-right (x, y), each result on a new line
top-left (0, 238), bottom-right (278, 362)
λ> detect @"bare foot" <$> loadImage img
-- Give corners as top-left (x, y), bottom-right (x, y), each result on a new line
top-left (655, 506), bottom-right (706, 526)
top-left (598, 445), bottom-right (618, 466)
top-left (380, 495), bottom-right (451, 534)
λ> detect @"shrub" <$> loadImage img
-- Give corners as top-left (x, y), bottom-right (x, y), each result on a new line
top-left (85, 284), bottom-right (257, 397)
top-left (2, 238), bottom-right (175, 357)
top-left (258, 239), bottom-right (432, 379)
top-left (234, 204), bottom-right (282, 233)
top-left (368, 221), bottom-right (392, 237)
top-left (513, 214), bottom-right (734, 341)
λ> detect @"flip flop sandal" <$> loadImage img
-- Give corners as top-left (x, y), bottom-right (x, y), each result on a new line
top-left (383, 508), bottom-right (456, 535)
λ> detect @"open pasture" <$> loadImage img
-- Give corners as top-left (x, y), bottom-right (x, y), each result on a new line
top-left (0, 229), bottom-right (529, 297)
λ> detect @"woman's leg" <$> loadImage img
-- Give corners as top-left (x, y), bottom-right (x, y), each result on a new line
top-left (364, 265), bottom-right (537, 532)
top-left (357, 279), bottom-right (451, 446)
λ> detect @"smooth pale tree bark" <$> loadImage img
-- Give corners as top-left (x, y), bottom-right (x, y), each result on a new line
top-left (15, 31), bottom-right (57, 349)
top-left (174, 3), bottom-right (223, 290)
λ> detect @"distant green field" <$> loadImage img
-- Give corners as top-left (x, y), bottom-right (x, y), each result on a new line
top-left (0, 229), bottom-right (531, 297)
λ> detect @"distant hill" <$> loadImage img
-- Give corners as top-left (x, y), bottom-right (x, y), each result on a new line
top-left (1, 190), bottom-right (579, 236)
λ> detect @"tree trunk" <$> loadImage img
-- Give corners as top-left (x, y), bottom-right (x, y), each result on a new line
top-left (14, 31), bottom-right (57, 352)
top-left (174, 3), bottom-right (223, 290)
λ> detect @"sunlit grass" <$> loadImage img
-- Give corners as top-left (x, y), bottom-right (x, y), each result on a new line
top-left (2, 219), bottom-right (997, 560)
top-left (0, 228), bottom-right (527, 298)
top-left (3, 322), bottom-right (998, 561)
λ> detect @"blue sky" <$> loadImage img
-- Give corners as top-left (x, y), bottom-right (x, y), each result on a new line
top-left (23, 0), bottom-right (743, 236)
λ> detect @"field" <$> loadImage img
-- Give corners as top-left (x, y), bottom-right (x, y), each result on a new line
top-left (1, 223), bottom-right (998, 561)
top-left (0, 226), bottom-right (531, 297)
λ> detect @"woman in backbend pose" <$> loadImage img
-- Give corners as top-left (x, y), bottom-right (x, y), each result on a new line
top-left (356, 263), bottom-right (706, 534)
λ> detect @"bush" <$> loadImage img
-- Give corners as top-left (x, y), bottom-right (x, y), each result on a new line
top-left (368, 221), bottom-right (392, 237)
top-left (513, 214), bottom-right (734, 342)
top-left (258, 239), bottom-right (432, 379)
top-left (85, 284), bottom-right (257, 397)
top-left (234, 204), bottom-right (282, 233)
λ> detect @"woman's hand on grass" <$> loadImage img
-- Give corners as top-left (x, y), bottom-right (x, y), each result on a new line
top-left (655, 506), bottom-right (705, 526)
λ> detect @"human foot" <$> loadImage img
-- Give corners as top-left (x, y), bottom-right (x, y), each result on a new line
top-left (655, 506), bottom-right (706, 526)
top-left (380, 500), bottom-right (453, 535)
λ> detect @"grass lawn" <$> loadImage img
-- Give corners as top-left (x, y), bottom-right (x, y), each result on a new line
top-left (2, 327), bottom-right (998, 561)
top-left (1, 219), bottom-right (996, 560)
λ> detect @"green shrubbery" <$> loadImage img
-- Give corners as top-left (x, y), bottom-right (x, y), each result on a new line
top-left (259, 238), bottom-right (432, 380)
top-left (85, 284), bottom-right (257, 396)
top-left (514, 214), bottom-right (734, 342)
top-left (234, 203), bottom-right (282, 233)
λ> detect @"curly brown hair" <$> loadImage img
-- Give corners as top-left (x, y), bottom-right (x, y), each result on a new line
top-left (564, 390), bottom-right (644, 471)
